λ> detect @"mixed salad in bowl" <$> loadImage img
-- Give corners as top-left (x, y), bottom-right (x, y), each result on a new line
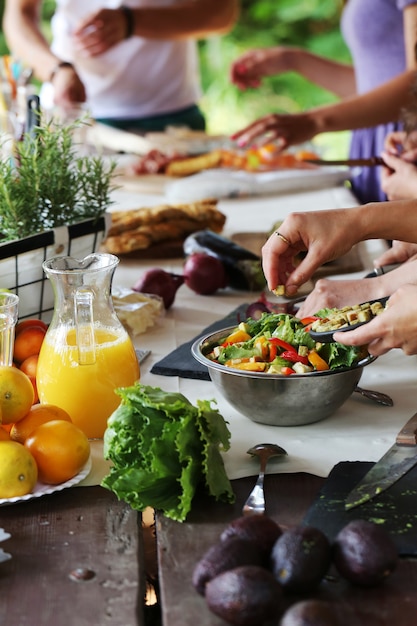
top-left (202, 311), bottom-right (370, 376)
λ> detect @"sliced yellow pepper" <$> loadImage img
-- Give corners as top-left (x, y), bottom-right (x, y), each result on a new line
top-left (231, 362), bottom-right (267, 372)
top-left (222, 329), bottom-right (251, 345)
top-left (307, 350), bottom-right (329, 371)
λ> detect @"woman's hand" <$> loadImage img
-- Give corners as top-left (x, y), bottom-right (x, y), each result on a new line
top-left (230, 47), bottom-right (292, 90)
top-left (230, 111), bottom-right (318, 148)
top-left (374, 240), bottom-right (417, 266)
top-left (333, 284), bottom-right (417, 356)
top-left (73, 9), bottom-right (129, 57)
top-left (296, 277), bottom-right (387, 319)
top-left (52, 67), bottom-right (86, 107)
top-left (380, 151), bottom-right (417, 200)
top-left (261, 208), bottom-right (358, 295)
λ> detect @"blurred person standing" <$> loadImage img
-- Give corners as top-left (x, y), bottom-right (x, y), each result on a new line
top-left (230, 0), bottom-right (417, 204)
top-left (3, 0), bottom-right (239, 132)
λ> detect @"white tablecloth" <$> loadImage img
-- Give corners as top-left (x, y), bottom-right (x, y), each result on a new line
top-left (84, 179), bottom-right (417, 485)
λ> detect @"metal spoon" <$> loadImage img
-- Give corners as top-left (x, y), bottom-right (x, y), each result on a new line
top-left (242, 443), bottom-right (287, 516)
top-left (354, 386), bottom-right (393, 407)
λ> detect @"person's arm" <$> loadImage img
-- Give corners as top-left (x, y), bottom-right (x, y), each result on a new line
top-left (232, 4), bottom-right (417, 147)
top-left (261, 198), bottom-right (417, 295)
top-left (3, 0), bottom-right (64, 83)
top-left (232, 69), bottom-right (417, 147)
top-left (72, 0), bottom-right (239, 58)
top-left (231, 47), bottom-right (356, 98)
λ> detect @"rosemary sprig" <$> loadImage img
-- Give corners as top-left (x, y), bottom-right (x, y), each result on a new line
top-left (0, 119), bottom-right (116, 242)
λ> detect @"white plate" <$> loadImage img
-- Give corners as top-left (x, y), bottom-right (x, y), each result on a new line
top-left (165, 167), bottom-right (349, 202)
top-left (0, 455), bottom-right (92, 507)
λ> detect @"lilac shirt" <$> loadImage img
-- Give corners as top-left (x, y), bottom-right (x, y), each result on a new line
top-left (341, 0), bottom-right (417, 203)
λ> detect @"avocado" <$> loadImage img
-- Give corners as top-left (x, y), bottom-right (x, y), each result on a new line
top-left (280, 599), bottom-right (343, 626)
top-left (192, 537), bottom-right (264, 596)
top-left (270, 525), bottom-right (332, 593)
top-left (220, 515), bottom-right (282, 563)
top-left (332, 519), bottom-right (398, 587)
top-left (205, 565), bottom-right (283, 626)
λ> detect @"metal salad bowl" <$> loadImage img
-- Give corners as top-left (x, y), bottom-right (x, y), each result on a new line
top-left (191, 326), bottom-right (376, 427)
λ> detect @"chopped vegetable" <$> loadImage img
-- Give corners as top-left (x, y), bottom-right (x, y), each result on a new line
top-left (307, 350), bottom-right (330, 371)
top-left (102, 384), bottom-right (234, 522)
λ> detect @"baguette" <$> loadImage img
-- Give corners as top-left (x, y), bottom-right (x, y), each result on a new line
top-left (165, 150), bottom-right (223, 177)
top-left (103, 199), bottom-right (226, 254)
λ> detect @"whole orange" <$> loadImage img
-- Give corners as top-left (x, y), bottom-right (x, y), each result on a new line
top-left (19, 354), bottom-right (39, 379)
top-left (25, 420), bottom-right (90, 485)
top-left (0, 366), bottom-right (35, 424)
top-left (15, 318), bottom-right (48, 336)
top-left (10, 403), bottom-right (72, 444)
top-left (14, 326), bottom-right (46, 364)
top-left (0, 441), bottom-right (38, 498)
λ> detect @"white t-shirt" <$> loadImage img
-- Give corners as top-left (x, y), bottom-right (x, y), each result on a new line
top-left (48, 0), bottom-right (202, 119)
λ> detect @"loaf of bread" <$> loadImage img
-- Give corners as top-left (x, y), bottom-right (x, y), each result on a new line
top-left (165, 150), bottom-right (223, 177)
top-left (103, 199), bottom-right (226, 254)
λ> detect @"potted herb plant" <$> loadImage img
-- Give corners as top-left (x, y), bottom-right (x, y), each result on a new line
top-left (0, 117), bottom-right (116, 320)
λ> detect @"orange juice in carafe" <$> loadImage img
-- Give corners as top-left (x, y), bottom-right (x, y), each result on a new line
top-left (37, 325), bottom-right (139, 439)
top-left (36, 253), bottom-right (140, 439)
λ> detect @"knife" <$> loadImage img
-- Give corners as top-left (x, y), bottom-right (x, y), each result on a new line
top-left (305, 156), bottom-right (385, 167)
top-left (345, 413), bottom-right (417, 510)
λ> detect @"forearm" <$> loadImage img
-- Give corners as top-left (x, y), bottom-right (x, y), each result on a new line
top-left (309, 70), bottom-right (416, 134)
top-left (3, 1), bottom-right (60, 83)
top-left (357, 199), bottom-right (417, 243)
top-left (288, 48), bottom-right (355, 98)
top-left (129, 0), bottom-right (239, 39)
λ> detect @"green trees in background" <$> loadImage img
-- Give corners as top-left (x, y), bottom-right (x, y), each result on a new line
top-left (0, 0), bottom-right (350, 155)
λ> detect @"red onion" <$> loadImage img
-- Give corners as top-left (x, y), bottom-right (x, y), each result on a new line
top-left (132, 268), bottom-right (184, 309)
top-left (183, 253), bottom-right (227, 295)
top-left (246, 302), bottom-right (270, 320)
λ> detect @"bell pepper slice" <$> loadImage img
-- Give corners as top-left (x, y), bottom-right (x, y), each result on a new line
top-left (231, 361), bottom-right (267, 372)
top-left (307, 350), bottom-right (329, 371)
top-left (280, 350), bottom-right (309, 366)
top-left (300, 316), bottom-right (320, 326)
top-left (221, 328), bottom-right (252, 346)
top-left (281, 366), bottom-right (295, 376)
top-left (269, 337), bottom-right (294, 352)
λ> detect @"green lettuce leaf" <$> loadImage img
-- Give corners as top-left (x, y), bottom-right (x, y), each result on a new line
top-left (101, 384), bottom-right (234, 522)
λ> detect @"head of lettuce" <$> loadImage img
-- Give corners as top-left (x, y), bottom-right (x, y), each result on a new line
top-left (101, 384), bottom-right (235, 522)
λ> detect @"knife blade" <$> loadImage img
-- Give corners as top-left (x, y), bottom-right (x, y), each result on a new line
top-left (345, 413), bottom-right (417, 510)
top-left (305, 157), bottom-right (385, 167)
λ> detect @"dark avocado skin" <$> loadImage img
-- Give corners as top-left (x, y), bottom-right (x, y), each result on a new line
top-left (205, 565), bottom-right (283, 626)
top-left (280, 599), bottom-right (342, 626)
top-left (220, 515), bottom-right (282, 564)
top-left (332, 519), bottom-right (398, 587)
top-left (192, 537), bottom-right (264, 596)
top-left (270, 526), bottom-right (332, 593)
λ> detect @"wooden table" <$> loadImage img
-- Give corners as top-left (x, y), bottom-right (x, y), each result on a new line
top-left (156, 474), bottom-right (417, 626)
top-left (0, 486), bottom-right (146, 626)
top-left (2, 474), bottom-right (417, 625)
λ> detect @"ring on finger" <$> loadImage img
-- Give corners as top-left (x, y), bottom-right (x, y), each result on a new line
top-left (275, 231), bottom-right (291, 246)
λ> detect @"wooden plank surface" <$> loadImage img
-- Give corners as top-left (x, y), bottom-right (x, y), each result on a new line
top-left (0, 486), bottom-right (145, 626)
top-left (156, 473), bottom-right (417, 626)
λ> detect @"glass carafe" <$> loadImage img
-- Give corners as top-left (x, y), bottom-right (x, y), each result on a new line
top-left (36, 253), bottom-right (140, 439)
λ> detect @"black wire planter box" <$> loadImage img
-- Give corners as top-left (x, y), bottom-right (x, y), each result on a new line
top-left (0, 215), bottom-right (110, 321)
